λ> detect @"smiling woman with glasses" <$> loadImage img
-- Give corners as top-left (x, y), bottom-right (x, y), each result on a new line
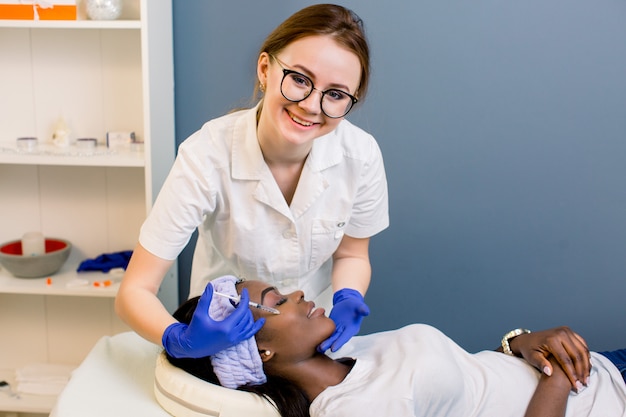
top-left (271, 55), bottom-right (358, 119)
top-left (116, 4), bottom-right (390, 371)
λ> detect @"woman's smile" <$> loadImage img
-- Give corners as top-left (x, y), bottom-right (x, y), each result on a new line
top-left (307, 304), bottom-right (326, 319)
top-left (286, 109), bottom-right (318, 128)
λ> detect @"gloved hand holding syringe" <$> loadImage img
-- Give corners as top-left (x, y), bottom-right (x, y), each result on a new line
top-left (213, 291), bottom-right (280, 315)
top-left (162, 282), bottom-right (268, 359)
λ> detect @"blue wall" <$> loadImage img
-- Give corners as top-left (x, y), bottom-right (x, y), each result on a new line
top-left (172, 1), bottom-right (626, 352)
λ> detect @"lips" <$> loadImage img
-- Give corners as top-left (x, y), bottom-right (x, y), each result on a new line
top-left (287, 110), bottom-right (315, 127)
top-left (307, 302), bottom-right (326, 319)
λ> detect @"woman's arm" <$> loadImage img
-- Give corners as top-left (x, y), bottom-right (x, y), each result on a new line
top-left (524, 355), bottom-right (572, 417)
top-left (318, 235), bottom-right (371, 352)
top-left (508, 327), bottom-right (591, 390)
top-left (331, 235), bottom-right (371, 294)
top-left (115, 243), bottom-right (177, 345)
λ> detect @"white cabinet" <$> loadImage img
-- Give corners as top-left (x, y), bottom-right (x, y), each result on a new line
top-left (0, 1), bottom-right (176, 414)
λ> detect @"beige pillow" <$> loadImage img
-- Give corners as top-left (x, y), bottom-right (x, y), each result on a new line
top-left (154, 351), bottom-right (281, 417)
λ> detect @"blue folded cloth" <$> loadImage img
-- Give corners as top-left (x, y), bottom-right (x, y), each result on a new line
top-left (76, 250), bottom-right (133, 273)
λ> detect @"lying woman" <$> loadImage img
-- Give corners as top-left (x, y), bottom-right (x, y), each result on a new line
top-left (166, 276), bottom-right (626, 417)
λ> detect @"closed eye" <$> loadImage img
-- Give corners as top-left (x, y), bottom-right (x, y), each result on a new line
top-left (261, 286), bottom-right (288, 307)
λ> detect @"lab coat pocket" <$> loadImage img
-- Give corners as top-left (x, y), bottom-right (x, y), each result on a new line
top-left (309, 219), bottom-right (346, 270)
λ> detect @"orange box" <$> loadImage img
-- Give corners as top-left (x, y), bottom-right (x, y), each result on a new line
top-left (0, 1), bottom-right (76, 20)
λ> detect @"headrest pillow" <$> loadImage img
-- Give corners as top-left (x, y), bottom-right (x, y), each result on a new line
top-left (154, 351), bottom-right (281, 417)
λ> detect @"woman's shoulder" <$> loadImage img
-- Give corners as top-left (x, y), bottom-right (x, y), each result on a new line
top-left (332, 118), bottom-right (377, 145)
top-left (178, 107), bottom-right (254, 154)
top-left (333, 324), bottom-right (449, 357)
top-left (393, 323), bottom-right (451, 343)
top-left (313, 118), bottom-right (383, 166)
top-left (197, 107), bottom-right (253, 139)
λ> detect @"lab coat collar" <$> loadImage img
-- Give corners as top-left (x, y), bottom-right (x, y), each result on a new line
top-left (231, 105), bottom-right (266, 181)
top-left (231, 105), bottom-right (344, 180)
top-left (230, 105), bottom-right (343, 219)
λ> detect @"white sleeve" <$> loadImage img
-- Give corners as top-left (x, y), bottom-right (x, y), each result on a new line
top-left (139, 132), bottom-right (215, 260)
top-left (344, 136), bottom-right (389, 238)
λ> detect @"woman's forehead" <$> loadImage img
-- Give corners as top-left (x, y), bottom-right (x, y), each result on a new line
top-left (240, 280), bottom-right (276, 295)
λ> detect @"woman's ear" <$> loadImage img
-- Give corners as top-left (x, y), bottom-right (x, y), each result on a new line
top-left (257, 52), bottom-right (270, 90)
top-left (258, 348), bottom-right (275, 363)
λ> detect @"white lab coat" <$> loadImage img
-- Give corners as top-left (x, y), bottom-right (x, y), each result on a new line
top-left (139, 105), bottom-right (389, 303)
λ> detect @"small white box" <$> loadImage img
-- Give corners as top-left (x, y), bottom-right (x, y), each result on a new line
top-left (106, 131), bottom-right (136, 149)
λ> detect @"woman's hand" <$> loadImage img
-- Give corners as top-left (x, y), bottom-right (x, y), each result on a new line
top-left (524, 355), bottom-right (572, 417)
top-left (162, 283), bottom-right (265, 358)
top-left (319, 288), bottom-right (370, 352)
top-left (510, 326), bottom-right (590, 390)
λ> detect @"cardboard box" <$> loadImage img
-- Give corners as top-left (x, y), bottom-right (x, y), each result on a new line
top-left (0, 1), bottom-right (77, 20)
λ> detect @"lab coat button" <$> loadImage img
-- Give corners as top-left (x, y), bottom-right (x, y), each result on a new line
top-left (282, 230), bottom-right (294, 239)
top-left (337, 222), bottom-right (345, 227)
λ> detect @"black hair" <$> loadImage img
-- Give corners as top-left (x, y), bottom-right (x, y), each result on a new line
top-left (166, 296), bottom-right (311, 417)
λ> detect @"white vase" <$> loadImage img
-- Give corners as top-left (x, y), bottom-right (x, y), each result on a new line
top-left (86, 0), bottom-right (123, 20)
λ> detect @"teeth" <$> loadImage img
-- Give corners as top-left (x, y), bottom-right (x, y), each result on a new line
top-left (289, 112), bottom-right (313, 126)
top-left (308, 307), bottom-right (318, 318)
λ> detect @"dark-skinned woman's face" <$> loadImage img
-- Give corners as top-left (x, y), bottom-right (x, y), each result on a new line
top-left (239, 280), bottom-right (335, 359)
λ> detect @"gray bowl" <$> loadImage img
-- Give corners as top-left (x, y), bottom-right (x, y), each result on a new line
top-left (0, 238), bottom-right (72, 278)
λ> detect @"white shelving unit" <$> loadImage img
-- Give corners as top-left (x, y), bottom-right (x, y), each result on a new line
top-left (0, 1), bottom-right (177, 414)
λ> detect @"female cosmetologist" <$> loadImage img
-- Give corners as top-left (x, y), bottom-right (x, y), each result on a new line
top-left (115, 4), bottom-right (389, 359)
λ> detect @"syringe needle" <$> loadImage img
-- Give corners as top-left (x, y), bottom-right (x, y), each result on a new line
top-left (213, 291), bottom-right (280, 315)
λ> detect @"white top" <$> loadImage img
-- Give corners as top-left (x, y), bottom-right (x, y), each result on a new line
top-left (139, 106), bottom-right (389, 299)
top-left (312, 324), bottom-right (626, 417)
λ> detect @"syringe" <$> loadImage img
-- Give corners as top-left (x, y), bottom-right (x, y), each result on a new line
top-left (213, 291), bottom-right (280, 315)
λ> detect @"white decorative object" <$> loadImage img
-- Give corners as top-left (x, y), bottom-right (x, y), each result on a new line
top-left (52, 117), bottom-right (71, 147)
top-left (16, 137), bottom-right (38, 151)
top-left (86, 0), bottom-right (122, 20)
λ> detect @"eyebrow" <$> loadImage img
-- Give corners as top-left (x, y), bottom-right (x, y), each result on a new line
top-left (288, 63), bottom-right (353, 94)
top-left (260, 286), bottom-right (277, 305)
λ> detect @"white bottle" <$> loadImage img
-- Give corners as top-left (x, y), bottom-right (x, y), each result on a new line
top-left (22, 232), bottom-right (45, 256)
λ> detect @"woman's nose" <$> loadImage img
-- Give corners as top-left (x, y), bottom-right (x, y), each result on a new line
top-left (290, 290), bottom-right (305, 302)
top-left (297, 89), bottom-right (322, 114)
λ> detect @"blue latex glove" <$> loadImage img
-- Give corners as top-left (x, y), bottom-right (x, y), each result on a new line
top-left (162, 283), bottom-right (265, 358)
top-left (318, 288), bottom-right (370, 353)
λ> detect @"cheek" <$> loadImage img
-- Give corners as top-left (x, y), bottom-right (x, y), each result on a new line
top-left (320, 317), bottom-right (336, 338)
top-left (262, 317), bottom-right (317, 345)
top-left (292, 317), bottom-right (335, 345)
top-left (320, 118), bottom-right (342, 132)
top-left (264, 87), bottom-right (288, 111)
top-left (255, 326), bottom-right (273, 345)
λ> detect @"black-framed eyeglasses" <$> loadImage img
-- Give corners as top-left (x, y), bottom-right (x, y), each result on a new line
top-left (271, 55), bottom-right (358, 119)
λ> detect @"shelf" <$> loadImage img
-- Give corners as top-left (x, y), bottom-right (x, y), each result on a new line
top-left (0, 5), bottom-right (176, 412)
top-left (0, 19), bottom-right (141, 29)
top-left (0, 264), bottom-right (122, 297)
top-left (0, 392), bottom-right (56, 414)
top-left (0, 368), bottom-right (62, 414)
top-left (0, 394), bottom-right (56, 414)
top-left (0, 144), bottom-right (145, 167)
